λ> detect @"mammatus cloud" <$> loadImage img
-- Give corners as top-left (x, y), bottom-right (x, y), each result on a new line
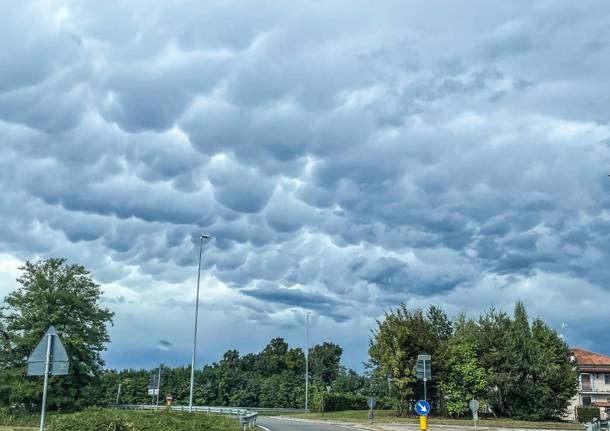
top-left (1, 0), bottom-right (610, 369)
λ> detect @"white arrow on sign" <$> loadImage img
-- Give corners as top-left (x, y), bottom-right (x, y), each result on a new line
top-left (418, 403), bottom-right (428, 413)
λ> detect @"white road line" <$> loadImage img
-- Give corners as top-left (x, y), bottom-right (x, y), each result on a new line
top-left (258, 425), bottom-right (271, 431)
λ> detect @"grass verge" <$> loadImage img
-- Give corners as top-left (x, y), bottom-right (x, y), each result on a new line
top-left (288, 410), bottom-right (583, 429)
top-left (47, 409), bottom-right (238, 431)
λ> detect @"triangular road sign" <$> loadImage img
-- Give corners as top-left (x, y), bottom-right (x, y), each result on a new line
top-left (27, 326), bottom-right (69, 376)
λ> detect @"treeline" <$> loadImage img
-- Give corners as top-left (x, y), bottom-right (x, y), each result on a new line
top-left (0, 259), bottom-right (578, 420)
top-left (368, 302), bottom-right (578, 420)
top-left (85, 337), bottom-right (366, 409)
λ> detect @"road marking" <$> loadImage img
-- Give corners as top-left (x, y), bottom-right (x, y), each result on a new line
top-left (257, 425), bottom-right (271, 431)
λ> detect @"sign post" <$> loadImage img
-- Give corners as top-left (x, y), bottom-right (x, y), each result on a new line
top-left (148, 368), bottom-right (162, 405)
top-left (469, 399), bottom-right (480, 427)
top-left (416, 354), bottom-right (432, 402)
top-left (415, 400), bottom-right (430, 431)
top-left (27, 326), bottom-right (69, 431)
top-left (367, 397), bottom-right (376, 422)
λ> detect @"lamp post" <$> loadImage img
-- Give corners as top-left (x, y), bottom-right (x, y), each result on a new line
top-left (305, 311), bottom-right (310, 413)
top-left (189, 234), bottom-right (213, 413)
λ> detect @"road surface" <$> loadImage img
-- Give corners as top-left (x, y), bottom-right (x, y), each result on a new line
top-left (257, 416), bottom-right (365, 431)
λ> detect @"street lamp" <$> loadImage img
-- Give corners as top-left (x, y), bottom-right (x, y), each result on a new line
top-left (305, 311), bottom-right (310, 413)
top-left (189, 234), bottom-right (213, 413)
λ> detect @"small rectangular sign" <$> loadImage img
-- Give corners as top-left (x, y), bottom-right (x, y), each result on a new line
top-left (148, 389), bottom-right (159, 396)
top-left (417, 354), bottom-right (431, 361)
top-left (27, 361), bottom-right (69, 376)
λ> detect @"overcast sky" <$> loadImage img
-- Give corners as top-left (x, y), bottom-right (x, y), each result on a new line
top-left (2, 0), bottom-right (610, 371)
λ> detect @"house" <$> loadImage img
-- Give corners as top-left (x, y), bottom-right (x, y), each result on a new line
top-left (566, 348), bottom-right (610, 421)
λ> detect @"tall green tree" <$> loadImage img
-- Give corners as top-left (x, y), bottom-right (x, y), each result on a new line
top-left (476, 307), bottom-right (513, 417)
top-left (527, 319), bottom-right (577, 420)
top-left (309, 342), bottom-right (343, 387)
top-left (438, 338), bottom-right (488, 416)
top-left (368, 304), bottom-right (441, 415)
top-left (0, 258), bottom-right (114, 410)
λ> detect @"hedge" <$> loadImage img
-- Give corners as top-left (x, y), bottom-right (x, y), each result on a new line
top-left (576, 406), bottom-right (601, 423)
top-left (47, 408), bottom-right (237, 431)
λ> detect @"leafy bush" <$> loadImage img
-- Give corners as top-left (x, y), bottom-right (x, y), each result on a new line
top-left (576, 406), bottom-right (600, 423)
top-left (312, 392), bottom-right (369, 412)
top-left (47, 408), bottom-right (237, 431)
top-left (0, 406), bottom-right (40, 426)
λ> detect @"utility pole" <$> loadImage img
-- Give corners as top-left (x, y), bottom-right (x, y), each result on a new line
top-left (155, 365), bottom-right (162, 408)
top-left (189, 234), bottom-right (212, 412)
top-left (305, 312), bottom-right (310, 413)
top-left (116, 383), bottom-right (122, 405)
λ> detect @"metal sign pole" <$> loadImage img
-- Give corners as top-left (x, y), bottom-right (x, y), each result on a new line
top-left (305, 312), bottom-right (309, 413)
top-left (155, 366), bottom-right (162, 408)
top-left (116, 383), bottom-right (122, 405)
top-left (39, 333), bottom-right (52, 431)
top-left (423, 360), bottom-right (427, 402)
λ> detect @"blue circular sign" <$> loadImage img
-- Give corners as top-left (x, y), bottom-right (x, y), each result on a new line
top-left (415, 400), bottom-right (430, 416)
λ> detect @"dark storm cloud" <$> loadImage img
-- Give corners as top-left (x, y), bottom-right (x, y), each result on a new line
top-left (241, 284), bottom-right (351, 322)
top-left (2, 0), bottom-right (610, 367)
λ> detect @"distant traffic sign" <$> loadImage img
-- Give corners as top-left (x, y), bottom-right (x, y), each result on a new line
top-left (416, 356), bottom-right (432, 381)
top-left (469, 399), bottom-right (480, 412)
top-left (368, 397), bottom-right (376, 409)
top-left (415, 400), bottom-right (430, 416)
top-left (470, 399), bottom-right (480, 425)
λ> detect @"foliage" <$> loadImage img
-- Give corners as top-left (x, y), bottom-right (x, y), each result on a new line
top-left (438, 339), bottom-right (488, 416)
top-left (0, 406), bottom-right (40, 427)
top-left (309, 342), bottom-right (343, 387)
top-left (47, 408), bottom-right (236, 431)
top-left (369, 302), bottom-right (577, 420)
top-left (81, 338), bottom-right (363, 410)
top-left (0, 259), bottom-right (114, 411)
top-left (368, 305), bottom-right (447, 415)
top-left (311, 391), bottom-right (368, 412)
top-left (576, 407), bottom-right (600, 423)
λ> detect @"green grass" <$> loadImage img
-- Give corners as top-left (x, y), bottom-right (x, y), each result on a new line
top-left (288, 410), bottom-right (584, 429)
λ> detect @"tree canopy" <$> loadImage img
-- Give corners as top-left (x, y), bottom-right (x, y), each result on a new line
top-left (368, 301), bottom-right (577, 419)
top-left (0, 258), bottom-right (114, 410)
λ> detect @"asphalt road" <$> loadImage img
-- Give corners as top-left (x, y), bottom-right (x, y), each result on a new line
top-left (257, 416), bottom-right (363, 431)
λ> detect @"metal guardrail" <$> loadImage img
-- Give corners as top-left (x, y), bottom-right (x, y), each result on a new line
top-left (113, 404), bottom-right (259, 429)
top-left (586, 419), bottom-right (610, 431)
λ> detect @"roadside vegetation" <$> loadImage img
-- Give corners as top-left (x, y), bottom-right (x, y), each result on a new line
top-left (0, 258), bottom-right (579, 425)
top-left (0, 408), bottom-right (237, 431)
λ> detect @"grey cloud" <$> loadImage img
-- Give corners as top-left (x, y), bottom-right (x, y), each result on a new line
top-left (241, 284), bottom-right (350, 322)
top-left (2, 0), bottom-right (610, 368)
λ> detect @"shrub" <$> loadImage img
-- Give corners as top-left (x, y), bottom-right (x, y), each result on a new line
top-left (312, 392), bottom-right (369, 412)
top-left (0, 406), bottom-right (40, 427)
top-left (576, 406), bottom-right (600, 423)
top-left (47, 408), bottom-right (236, 431)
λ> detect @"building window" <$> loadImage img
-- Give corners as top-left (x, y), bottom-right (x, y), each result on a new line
top-left (583, 397), bottom-right (592, 406)
top-left (605, 374), bottom-right (610, 385)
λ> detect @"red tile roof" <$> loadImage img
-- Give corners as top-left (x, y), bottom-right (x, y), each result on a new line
top-left (571, 348), bottom-right (610, 366)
